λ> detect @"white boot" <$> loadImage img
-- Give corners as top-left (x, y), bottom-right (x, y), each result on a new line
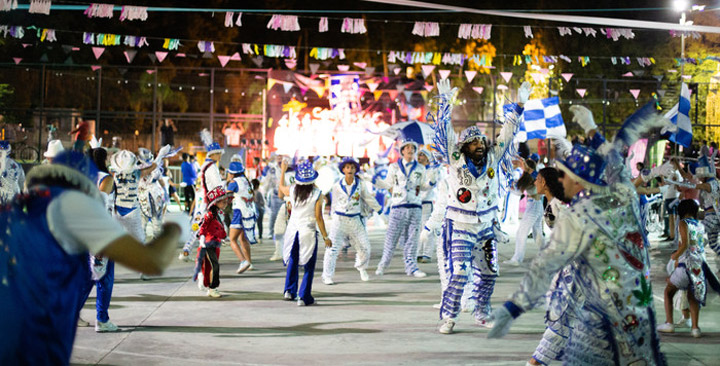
top-left (269, 240), bottom-right (283, 261)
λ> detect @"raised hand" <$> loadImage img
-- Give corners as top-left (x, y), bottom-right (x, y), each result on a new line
top-left (437, 79), bottom-right (458, 98)
top-left (569, 105), bottom-right (597, 134)
top-left (517, 81), bottom-right (532, 105)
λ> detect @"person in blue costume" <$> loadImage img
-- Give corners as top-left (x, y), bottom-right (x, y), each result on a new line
top-left (431, 79), bottom-right (530, 334)
top-left (489, 104), bottom-right (671, 366)
top-left (0, 151), bottom-right (181, 366)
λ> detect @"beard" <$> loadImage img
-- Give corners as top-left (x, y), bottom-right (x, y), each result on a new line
top-left (462, 144), bottom-right (488, 167)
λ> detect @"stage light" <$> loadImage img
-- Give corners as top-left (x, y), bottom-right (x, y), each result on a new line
top-left (673, 0), bottom-right (688, 12)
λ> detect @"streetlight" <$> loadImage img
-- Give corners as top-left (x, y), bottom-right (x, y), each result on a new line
top-left (673, 0), bottom-right (689, 75)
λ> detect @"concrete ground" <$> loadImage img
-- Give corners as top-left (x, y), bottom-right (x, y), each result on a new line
top-left (72, 208), bottom-right (720, 365)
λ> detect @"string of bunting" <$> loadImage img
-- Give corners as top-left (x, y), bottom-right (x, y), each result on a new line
top-left (5, 23), bottom-right (720, 71)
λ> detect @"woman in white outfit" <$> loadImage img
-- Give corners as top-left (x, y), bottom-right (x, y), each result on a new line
top-left (279, 159), bottom-right (332, 306)
top-left (506, 158), bottom-right (543, 265)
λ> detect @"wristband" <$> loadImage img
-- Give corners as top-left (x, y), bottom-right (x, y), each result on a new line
top-left (503, 301), bottom-right (524, 319)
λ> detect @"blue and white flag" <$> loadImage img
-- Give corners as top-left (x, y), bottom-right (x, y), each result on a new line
top-left (516, 96), bottom-right (566, 142)
top-left (664, 83), bottom-right (692, 148)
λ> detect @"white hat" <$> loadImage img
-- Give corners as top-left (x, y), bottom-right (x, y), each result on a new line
top-left (44, 140), bottom-right (66, 158)
top-left (110, 150), bottom-right (139, 174)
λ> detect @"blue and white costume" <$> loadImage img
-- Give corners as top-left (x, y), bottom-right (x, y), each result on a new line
top-left (510, 184), bottom-right (544, 263)
top-left (430, 81), bottom-right (526, 332)
top-left (491, 105), bottom-right (669, 365)
top-left (375, 140), bottom-right (429, 277)
top-left (227, 162), bottom-right (258, 245)
top-left (263, 159), bottom-right (285, 240)
top-left (0, 152), bottom-right (128, 365)
top-left (109, 150), bottom-right (145, 242)
top-left (322, 158), bottom-right (380, 283)
top-left (417, 149), bottom-right (440, 260)
top-left (0, 141), bottom-right (25, 204)
top-left (283, 161), bottom-right (323, 305)
top-left (137, 148), bottom-right (168, 240)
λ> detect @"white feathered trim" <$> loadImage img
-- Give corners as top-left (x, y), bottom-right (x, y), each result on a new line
top-left (26, 164), bottom-right (102, 201)
top-left (200, 128), bottom-right (213, 147)
top-left (549, 137), bottom-right (573, 159)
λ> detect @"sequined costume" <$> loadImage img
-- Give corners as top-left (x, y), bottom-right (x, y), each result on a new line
top-left (430, 87), bottom-right (524, 326)
top-left (322, 158), bottom-right (380, 283)
top-left (502, 130), bottom-right (666, 365)
top-left (138, 167), bottom-right (167, 240)
top-left (0, 143), bottom-right (25, 204)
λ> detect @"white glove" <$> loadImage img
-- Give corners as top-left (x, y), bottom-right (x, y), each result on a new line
top-left (569, 105), bottom-right (597, 134)
top-left (642, 161), bottom-right (674, 182)
top-left (517, 81), bottom-right (532, 105)
top-left (487, 305), bottom-right (514, 339)
top-left (437, 79), bottom-right (458, 98)
top-left (493, 223), bottom-right (510, 246)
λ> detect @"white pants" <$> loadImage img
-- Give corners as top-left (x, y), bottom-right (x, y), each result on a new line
top-left (511, 197), bottom-right (543, 262)
top-left (377, 206), bottom-right (422, 275)
top-left (416, 202), bottom-right (435, 259)
top-left (322, 215), bottom-right (371, 280)
top-left (114, 208), bottom-right (146, 243)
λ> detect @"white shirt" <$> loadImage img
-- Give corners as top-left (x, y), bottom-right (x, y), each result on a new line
top-left (47, 191), bottom-right (128, 255)
top-left (375, 159), bottom-right (427, 207)
top-left (331, 176), bottom-right (379, 216)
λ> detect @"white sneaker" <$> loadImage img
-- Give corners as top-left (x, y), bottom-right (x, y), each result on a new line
top-left (359, 269), bottom-right (370, 282)
top-left (691, 328), bottom-right (701, 338)
top-left (236, 261), bottom-right (251, 274)
top-left (657, 323), bottom-right (675, 333)
top-left (178, 251), bottom-right (190, 261)
top-left (439, 318), bottom-right (455, 334)
top-left (283, 291), bottom-right (294, 301)
top-left (140, 274), bottom-right (151, 281)
top-left (248, 263), bottom-right (254, 271)
top-left (503, 259), bottom-right (521, 266)
top-left (475, 318), bottom-right (494, 328)
top-left (269, 254), bottom-right (282, 261)
top-left (77, 317), bottom-right (90, 327)
top-left (207, 288), bottom-right (221, 298)
top-left (197, 273), bottom-right (207, 291)
top-left (297, 299), bottom-right (314, 306)
top-left (95, 320), bottom-right (119, 333)
top-left (322, 277), bottom-right (335, 285)
top-left (412, 270), bottom-right (427, 278)
top-left (432, 303), bottom-right (442, 309)
top-left (674, 317), bottom-right (691, 329)
top-left (375, 268), bottom-right (384, 276)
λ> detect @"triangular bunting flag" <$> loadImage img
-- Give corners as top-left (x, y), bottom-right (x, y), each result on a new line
top-left (155, 51), bottom-right (168, 63)
top-left (393, 67), bottom-right (401, 76)
top-left (561, 73), bottom-right (573, 82)
top-left (310, 86), bottom-right (325, 97)
top-left (438, 69), bottom-right (451, 80)
top-left (366, 82), bottom-right (379, 92)
top-left (530, 73), bottom-right (544, 84)
top-left (92, 47), bottom-right (105, 60)
top-left (146, 69), bottom-right (156, 74)
top-left (218, 55), bottom-right (231, 67)
top-left (403, 90), bottom-right (413, 101)
top-left (62, 45), bottom-right (73, 53)
top-left (124, 50), bottom-right (137, 63)
top-left (500, 72), bottom-right (513, 83)
top-left (22, 43), bottom-right (31, 49)
top-left (353, 62), bottom-right (367, 69)
top-left (421, 65), bottom-right (435, 78)
top-left (13, 57), bottom-right (22, 65)
top-left (424, 84), bottom-right (434, 92)
top-left (497, 84), bottom-right (508, 90)
top-left (72, 47), bottom-right (80, 51)
top-left (252, 56), bottom-right (263, 67)
top-left (230, 52), bottom-right (241, 61)
top-left (633, 70), bottom-right (645, 77)
top-left (622, 72), bottom-right (634, 77)
top-left (91, 65), bottom-right (101, 71)
top-left (267, 79), bottom-right (277, 91)
top-left (39, 54), bottom-right (49, 62)
top-left (682, 75), bottom-right (692, 80)
top-left (365, 67), bottom-right (375, 76)
top-left (175, 53), bottom-right (186, 58)
top-left (64, 56), bottom-right (73, 65)
top-left (309, 63), bottom-right (320, 74)
top-left (657, 90), bottom-right (666, 98)
top-left (465, 70), bottom-right (477, 83)
top-left (282, 82), bottom-right (293, 93)
top-left (337, 65), bottom-right (350, 72)
top-left (388, 90), bottom-right (399, 100)
top-left (396, 84), bottom-right (405, 92)
top-left (652, 75), bottom-right (663, 82)
top-left (629, 89), bottom-right (641, 99)
top-left (472, 86), bottom-right (484, 94)
top-left (576, 88), bottom-right (587, 98)
top-left (147, 53), bottom-right (157, 63)
top-left (373, 91), bottom-right (383, 101)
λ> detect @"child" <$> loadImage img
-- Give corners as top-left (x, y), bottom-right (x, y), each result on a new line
top-left (657, 199), bottom-right (720, 338)
top-left (252, 179), bottom-right (265, 243)
top-left (196, 196), bottom-right (229, 298)
top-left (278, 159), bottom-right (332, 306)
top-left (226, 161), bottom-right (256, 274)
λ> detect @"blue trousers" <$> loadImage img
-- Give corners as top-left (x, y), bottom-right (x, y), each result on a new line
top-left (284, 233), bottom-right (318, 305)
top-left (80, 260), bottom-right (115, 323)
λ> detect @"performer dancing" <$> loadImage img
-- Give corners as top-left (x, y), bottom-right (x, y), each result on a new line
top-left (322, 157), bottom-right (380, 285)
top-left (506, 158), bottom-right (543, 265)
top-left (374, 138), bottom-right (430, 278)
top-left (416, 147), bottom-right (440, 263)
top-left (489, 105), bottom-right (669, 366)
top-left (0, 140), bottom-right (25, 204)
top-left (226, 161), bottom-right (257, 274)
top-left (279, 160), bottom-right (332, 306)
top-left (137, 147), bottom-right (169, 241)
top-left (431, 80), bottom-right (530, 334)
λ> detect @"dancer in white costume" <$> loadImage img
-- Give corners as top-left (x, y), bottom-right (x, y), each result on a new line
top-left (416, 147), bottom-right (440, 263)
top-left (0, 140), bottom-right (25, 204)
top-left (431, 80), bottom-right (530, 334)
top-left (322, 157), bottom-right (380, 285)
top-left (506, 158), bottom-right (544, 265)
top-left (109, 150), bottom-right (155, 242)
top-left (375, 138), bottom-right (431, 277)
top-left (279, 159), bottom-right (332, 306)
top-left (137, 147), bottom-right (169, 240)
top-left (226, 161), bottom-right (257, 274)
